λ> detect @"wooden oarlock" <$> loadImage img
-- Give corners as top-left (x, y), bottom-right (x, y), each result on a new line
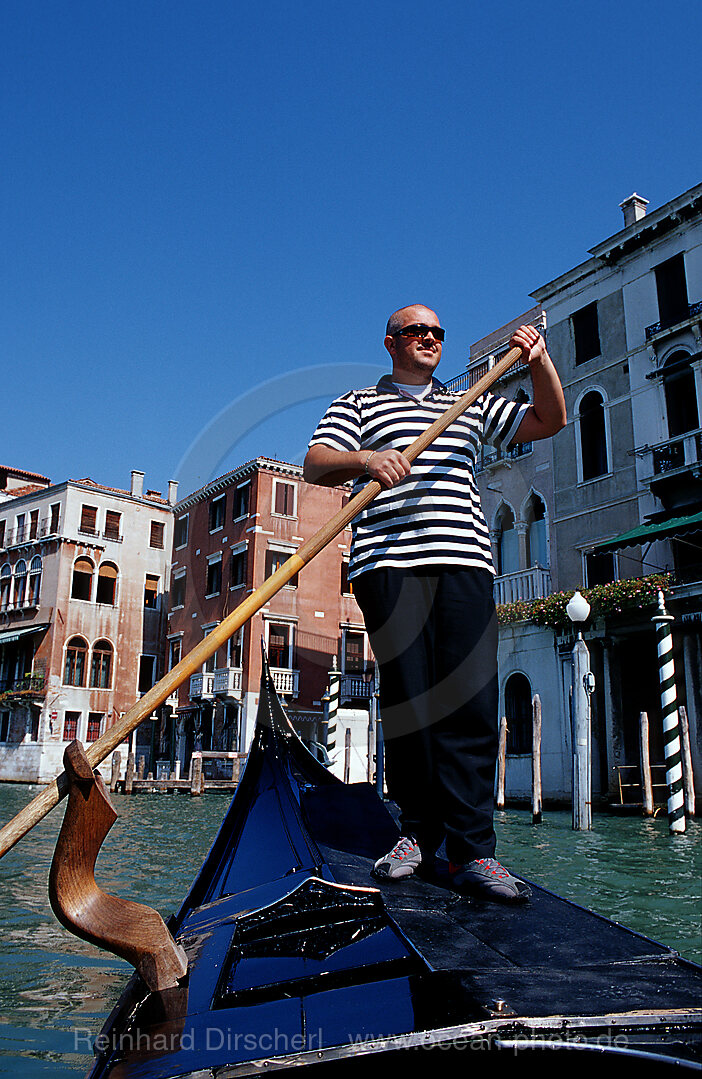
top-left (0, 345), bottom-right (524, 859)
top-left (48, 741), bottom-right (188, 992)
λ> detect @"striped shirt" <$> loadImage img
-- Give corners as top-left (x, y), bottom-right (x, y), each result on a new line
top-left (308, 374), bottom-right (529, 579)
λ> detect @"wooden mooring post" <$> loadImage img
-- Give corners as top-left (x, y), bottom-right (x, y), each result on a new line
top-left (679, 705), bottom-right (696, 818)
top-left (190, 753), bottom-right (203, 796)
top-left (109, 752), bottom-right (121, 794)
top-left (343, 728), bottom-right (352, 784)
top-left (496, 715), bottom-right (507, 809)
top-left (532, 694), bottom-right (542, 824)
top-left (639, 711), bottom-right (654, 817)
top-left (124, 752), bottom-right (135, 795)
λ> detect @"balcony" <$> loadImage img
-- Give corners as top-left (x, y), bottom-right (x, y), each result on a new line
top-left (0, 673), bottom-right (46, 696)
top-left (1, 517), bottom-right (61, 549)
top-left (494, 566), bottom-right (551, 606)
top-left (645, 300), bottom-right (702, 341)
top-left (644, 429), bottom-right (702, 511)
top-left (190, 672), bottom-right (215, 699)
top-left (340, 673), bottom-right (374, 700)
top-left (270, 667), bottom-right (299, 696)
top-left (214, 666), bottom-right (243, 697)
top-left (647, 429), bottom-right (702, 478)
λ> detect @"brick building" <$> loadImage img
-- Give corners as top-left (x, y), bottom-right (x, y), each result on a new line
top-left (0, 468), bottom-right (175, 782)
top-left (166, 458), bottom-right (373, 773)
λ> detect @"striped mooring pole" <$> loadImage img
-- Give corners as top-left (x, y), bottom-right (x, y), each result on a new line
top-left (652, 590), bottom-right (686, 834)
top-left (325, 658), bottom-right (340, 761)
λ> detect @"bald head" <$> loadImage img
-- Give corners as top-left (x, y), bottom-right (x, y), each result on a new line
top-left (385, 305), bottom-right (440, 337)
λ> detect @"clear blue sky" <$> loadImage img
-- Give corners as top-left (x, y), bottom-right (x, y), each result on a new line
top-left (3, 0), bottom-right (701, 498)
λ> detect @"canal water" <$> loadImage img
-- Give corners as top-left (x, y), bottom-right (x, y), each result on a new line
top-left (0, 783), bottom-right (699, 1077)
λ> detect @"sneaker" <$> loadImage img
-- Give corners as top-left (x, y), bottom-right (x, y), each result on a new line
top-left (372, 837), bottom-right (422, 880)
top-left (449, 858), bottom-right (532, 903)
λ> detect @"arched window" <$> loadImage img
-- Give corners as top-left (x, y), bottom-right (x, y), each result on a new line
top-left (0, 564), bottom-right (10, 610)
top-left (28, 556), bottom-right (42, 606)
top-left (96, 562), bottom-right (118, 605)
top-left (71, 557), bottom-right (94, 601)
top-left (524, 494), bottom-right (547, 568)
top-left (90, 639), bottom-right (113, 689)
top-left (663, 350), bottom-right (699, 437)
top-left (579, 390), bottom-right (608, 481)
top-left (505, 672), bottom-right (533, 754)
top-left (496, 505), bottom-right (518, 576)
top-left (13, 560), bottom-right (27, 608)
top-left (64, 636), bottom-right (88, 687)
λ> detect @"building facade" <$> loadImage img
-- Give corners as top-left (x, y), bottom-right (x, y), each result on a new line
top-left (166, 458), bottom-right (373, 776)
top-left (438, 184), bottom-right (701, 805)
top-left (0, 469), bottom-right (175, 782)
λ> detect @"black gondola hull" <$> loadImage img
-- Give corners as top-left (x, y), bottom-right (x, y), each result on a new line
top-left (86, 660), bottom-right (702, 1077)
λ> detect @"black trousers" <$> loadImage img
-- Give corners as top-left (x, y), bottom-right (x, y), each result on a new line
top-left (353, 566), bottom-right (498, 864)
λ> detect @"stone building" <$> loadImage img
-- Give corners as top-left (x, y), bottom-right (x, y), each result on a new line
top-left (165, 458), bottom-right (373, 777)
top-left (0, 469), bottom-right (175, 782)
top-left (530, 183), bottom-right (701, 802)
top-left (454, 183), bottom-right (701, 806)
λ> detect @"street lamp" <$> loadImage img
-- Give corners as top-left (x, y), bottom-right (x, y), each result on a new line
top-left (567, 591), bottom-right (594, 830)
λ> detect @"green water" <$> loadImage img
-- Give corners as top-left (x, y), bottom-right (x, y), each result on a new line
top-left (0, 784), bottom-right (699, 1077)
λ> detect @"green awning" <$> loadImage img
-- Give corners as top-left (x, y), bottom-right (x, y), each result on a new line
top-left (592, 510), bottom-right (702, 554)
top-left (0, 624), bottom-right (49, 646)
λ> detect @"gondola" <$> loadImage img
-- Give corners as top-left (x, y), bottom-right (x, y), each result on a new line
top-left (46, 651), bottom-right (701, 1078)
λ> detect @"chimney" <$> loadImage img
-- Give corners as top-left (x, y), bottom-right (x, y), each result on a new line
top-left (168, 479), bottom-right (179, 505)
top-left (130, 470), bottom-right (145, 498)
top-left (619, 192), bottom-right (649, 228)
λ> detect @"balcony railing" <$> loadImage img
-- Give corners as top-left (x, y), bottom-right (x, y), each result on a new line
top-left (494, 566), bottom-right (551, 606)
top-left (645, 300), bottom-right (702, 341)
top-left (1, 517), bottom-right (61, 549)
top-left (0, 673), bottom-right (46, 695)
top-left (214, 667), bottom-right (243, 697)
top-left (270, 667), bottom-right (299, 696)
top-left (340, 674), bottom-right (374, 699)
top-left (190, 672), bottom-right (215, 699)
top-left (646, 427), bottom-right (702, 480)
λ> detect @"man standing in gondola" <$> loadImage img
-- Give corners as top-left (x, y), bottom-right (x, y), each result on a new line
top-left (303, 305), bottom-right (566, 902)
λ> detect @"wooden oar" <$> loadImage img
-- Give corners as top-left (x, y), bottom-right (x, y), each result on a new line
top-left (0, 345), bottom-right (523, 859)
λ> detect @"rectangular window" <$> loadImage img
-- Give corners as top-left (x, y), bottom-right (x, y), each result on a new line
top-left (144, 574), bottom-right (159, 609)
top-left (231, 545), bottom-right (247, 588)
top-left (572, 302), bottom-right (601, 365)
top-left (341, 559), bottom-right (352, 595)
top-left (344, 631), bottom-right (365, 672)
top-left (104, 510), bottom-right (121, 541)
top-left (268, 622), bottom-right (292, 668)
top-left (206, 556), bottom-right (222, 596)
top-left (0, 712), bottom-right (10, 742)
top-left (86, 712), bottom-right (103, 742)
top-left (168, 638), bottom-right (182, 671)
top-left (29, 510), bottom-right (39, 540)
top-left (585, 550), bottom-right (615, 587)
top-left (273, 481), bottom-right (296, 517)
top-left (174, 515), bottom-right (188, 548)
top-left (0, 521), bottom-right (5, 548)
top-left (171, 570), bottom-right (186, 609)
top-left (150, 520), bottom-right (165, 549)
top-left (265, 548), bottom-right (298, 587)
top-left (655, 254), bottom-right (689, 329)
top-left (209, 495), bottom-right (226, 532)
top-left (80, 505), bottom-right (98, 535)
top-left (234, 483), bottom-right (250, 520)
top-left (63, 711), bottom-right (80, 741)
top-left (138, 655), bottom-right (157, 694)
top-left (15, 514), bottom-right (26, 543)
top-left (49, 503), bottom-right (60, 534)
top-left (228, 628), bottom-right (243, 668)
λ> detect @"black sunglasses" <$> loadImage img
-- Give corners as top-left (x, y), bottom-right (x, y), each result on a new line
top-left (393, 323), bottom-right (445, 342)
